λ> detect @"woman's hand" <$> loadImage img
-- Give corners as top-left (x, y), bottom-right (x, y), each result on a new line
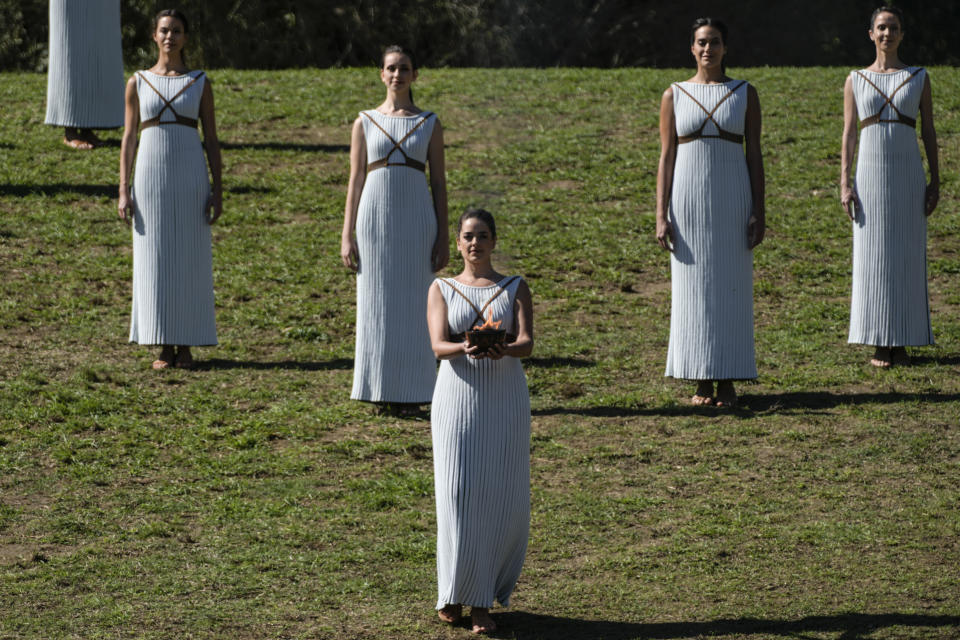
top-left (840, 185), bottom-right (858, 221)
top-left (467, 342), bottom-right (505, 360)
top-left (341, 233), bottom-right (359, 271)
top-left (748, 212), bottom-right (765, 249)
top-left (432, 235), bottom-right (450, 272)
top-left (118, 189), bottom-right (133, 225)
top-left (656, 216), bottom-right (674, 251)
top-left (205, 190), bottom-right (222, 225)
top-left (925, 182), bottom-right (939, 216)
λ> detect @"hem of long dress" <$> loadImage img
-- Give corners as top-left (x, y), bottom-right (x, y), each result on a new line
top-left (847, 338), bottom-right (934, 347)
top-left (664, 374), bottom-right (758, 381)
top-left (351, 396), bottom-right (432, 405)
top-left (435, 598), bottom-right (506, 610)
top-left (45, 120), bottom-right (123, 129)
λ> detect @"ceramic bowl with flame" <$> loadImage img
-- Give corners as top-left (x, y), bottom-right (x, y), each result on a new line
top-left (466, 328), bottom-right (506, 353)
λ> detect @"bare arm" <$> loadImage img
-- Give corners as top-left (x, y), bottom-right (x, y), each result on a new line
top-left (744, 84), bottom-right (766, 249)
top-left (501, 279), bottom-right (534, 359)
top-left (117, 75), bottom-right (139, 224)
top-left (655, 87), bottom-right (677, 251)
top-left (427, 119), bottom-right (449, 272)
top-left (198, 78), bottom-right (222, 225)
top-left (341, 118), bottom-right (366, 271)
top-left (427, 281), bottom-right (476, 360)
top-left (918, 74), bottom-right (939, 216)
top-left (840, 75), bottom-right (859, 221)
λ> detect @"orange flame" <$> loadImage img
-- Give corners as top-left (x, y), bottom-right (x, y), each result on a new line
top-left (472, 309), bottom-right (502, 331)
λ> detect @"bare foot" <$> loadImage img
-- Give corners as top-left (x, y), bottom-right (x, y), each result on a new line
top-left (63, 127), bottom-right (94, 150)
top-left (470, 607), bottom-right (496, 634)
top-left (870, 347), bottom-right (892, 368)
top-left (692, 380), bottom-right (714, 406)
top-left (438, 603), bottom-right (461, 624)
top-left (891, 347), bottom-right (910, 366)
top-left (79, 129), bottom-right (102, 147)
top-left (715, 380), bottom-right (738, 408)
top-left (152, 345), bottom-right (175, 370)
top-left (174, 346), bottom-right (194, 369)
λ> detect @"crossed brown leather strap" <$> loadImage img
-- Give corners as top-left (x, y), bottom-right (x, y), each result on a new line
top-left (440, 276), bottom-right (519, 343)
top-left (362, 111), bottom-right (434, 173)
top-left (137, 71), bottom-right (205, 130)
top-left (674, 80), bottom-right (747, 144)
top-left (855, 68), bottom-right (922, 129)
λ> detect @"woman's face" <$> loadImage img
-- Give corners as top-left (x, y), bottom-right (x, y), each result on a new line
top-left (869, 11), bottom-right (903, 53)
top-left (690, 26), bottom-right (725, 70)
top-left (456, 217), bottom-right (496, 264)
top-left (381, 52), bottom-right (417, 92)
top-left (154, 16), bottom-right (187, 55)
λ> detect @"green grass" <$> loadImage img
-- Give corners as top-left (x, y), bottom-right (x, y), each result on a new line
top-left (1, 67), bottom-right (959, 639)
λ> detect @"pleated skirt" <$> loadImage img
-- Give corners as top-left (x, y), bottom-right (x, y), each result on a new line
top-left (44, 0), bottom-right (124, 129)
top-left (351, 167), bottom-right (437, 402)
top-left (432, 357), bottom-right (530, 609)
top-left (130, 126), bottom-right (216, 346)
top-left (666, 139), bottom-right (757, 380)
top-left (849, 125), bottom-right (933, 346)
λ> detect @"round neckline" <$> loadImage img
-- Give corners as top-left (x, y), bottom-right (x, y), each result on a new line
top-left (369, 109), bottom-right (427, 119)
top-left (143, 69), bottom-right (195, 78)
top-left (447, 276), bottom-right (509, 289)
top-left (860, 67), bottom-right (911, 75)
top-left (678, 79), bottom-right (736, 86)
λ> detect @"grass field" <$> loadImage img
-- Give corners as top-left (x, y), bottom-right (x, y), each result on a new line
top-left (0, 67), bottom-right (958, 639)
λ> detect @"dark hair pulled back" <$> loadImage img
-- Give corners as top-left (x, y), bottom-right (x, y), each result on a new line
top-left (457, 208), bottom-right (497, 239)
top-left (382, 44), bottom-right (417, 103)
top-left (690, 17), bottom-right (729, 74)
top-left (154, 9), bottom-right (190, 65)
top-left (870, 6), bottom-right (905, 30)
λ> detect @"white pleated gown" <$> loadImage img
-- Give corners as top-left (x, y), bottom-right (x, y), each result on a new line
top-left (129, 71), bottom-right (216, 346)
top-left (45, 0), bottom-right (124, 128)
top-left (351, 110), bottom-right (438, 403)
top-left (665, 81), bottom-right (757, 380)
top-left (432, 277), bottom-right (530, 609)
top-left (849, 68), bottom-right (933, 346)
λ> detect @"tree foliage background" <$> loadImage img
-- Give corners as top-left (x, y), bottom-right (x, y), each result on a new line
top-left (1, 0), bottom-right (958, 70)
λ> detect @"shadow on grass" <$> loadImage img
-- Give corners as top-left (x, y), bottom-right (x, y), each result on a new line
top-left (534, 390), bottom-right (960, 418)
top-left (909, 354), bottom-right (960, 366)
top-left (0, 183), bottom-right (273, 197)
top-left (194, 358), bottom-right (352, 371)
top-left (525, 357), bottom-right (594, 369)
top-left (220, 141), bottom-right (349, 153)
top-left (493, 611), bottom-right (960, 639)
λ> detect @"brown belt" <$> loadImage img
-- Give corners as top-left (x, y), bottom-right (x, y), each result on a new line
top-left (860, 112), bottom-right (916, 129)
top-left (140, 114), bottom-right (199, 130)
top-left (678, 129), bottom-right (744, 144)
top-left (366, 157), bottom-right (426, 173)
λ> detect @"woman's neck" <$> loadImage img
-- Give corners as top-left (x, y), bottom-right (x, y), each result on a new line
top-left (691, 67), bottom-right (728, 84)
top-left (151, 52), bottom-right (187, 75)
top-left (871, 50), bottom-right (904, 71)
top-left (457, 262), bottom-right (500, 285)
top-left (379, 89), bottom-right (417, 114)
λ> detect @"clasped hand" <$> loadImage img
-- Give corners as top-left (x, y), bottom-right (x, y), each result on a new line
top-left (464, 342), bottom-right (507, 360)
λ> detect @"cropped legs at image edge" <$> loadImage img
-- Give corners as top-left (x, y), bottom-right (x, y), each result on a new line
top-left (45, 0), bottom-right (124, 129)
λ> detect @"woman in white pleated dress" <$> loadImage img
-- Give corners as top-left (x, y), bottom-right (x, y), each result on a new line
top-left (427, 208), bottom-right (534, 635)
top-left (45, 0), bottom-right (124, 149)
top-left (840, 6), bottom-right (939, 368)
top-left (341, 46), bottom-right (449, 414)
top-left (118, 10), bottom-right (222, 369)
top-left (655, 18), bottom-right (766, 407)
